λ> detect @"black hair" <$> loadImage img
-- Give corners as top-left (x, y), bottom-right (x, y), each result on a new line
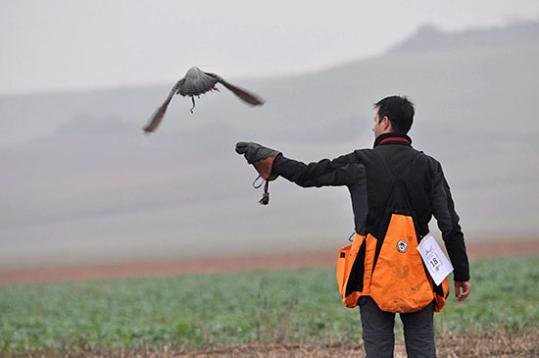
top-left (374, 96), bottom-right (415, 134)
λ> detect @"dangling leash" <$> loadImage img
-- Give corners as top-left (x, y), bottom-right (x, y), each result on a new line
top-left (252, 175), bottom-right (270, 205)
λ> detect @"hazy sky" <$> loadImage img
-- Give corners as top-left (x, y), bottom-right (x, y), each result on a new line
top-left (1, 0), bottom-right (538, 95)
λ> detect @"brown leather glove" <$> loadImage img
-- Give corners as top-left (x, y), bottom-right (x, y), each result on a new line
top-left (235, 142), bottom-right (281, 180)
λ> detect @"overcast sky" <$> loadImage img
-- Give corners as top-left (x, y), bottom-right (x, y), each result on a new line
top-left (1, 0), bottom-right (538, 95)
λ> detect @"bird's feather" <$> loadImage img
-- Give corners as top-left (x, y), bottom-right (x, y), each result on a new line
top-left (143, 79), bottom-right (184, 133)
top-left (206, 73), bottom-right (264, 106)
top-left (143, 68), bottom-right (264, 134)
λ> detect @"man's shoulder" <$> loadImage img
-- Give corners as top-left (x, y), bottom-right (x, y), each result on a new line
top-left (418, 152), bottom-right (442, 171)
top-left (349, 148), bottom-right (376, 162)
top-left (351, 147), bottom-right (443, 171)
top-left (351, 146), bottom-right (438, 159)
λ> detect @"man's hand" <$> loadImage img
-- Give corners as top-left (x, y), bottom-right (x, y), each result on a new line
top-left (235, 142), bottom-right (280, 164)
top-left (454, 280), bottom-right (471, 301)
top-left (235, 142), bottom-right (282, 180)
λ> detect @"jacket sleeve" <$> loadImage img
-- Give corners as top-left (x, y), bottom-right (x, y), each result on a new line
top-left (429, 159), bottom-right (470, 282)
top-left (271, 151), bottom-right (363, 187)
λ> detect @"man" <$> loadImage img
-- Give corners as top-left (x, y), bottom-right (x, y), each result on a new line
top-left (235, 95), bottom-right (471, 357)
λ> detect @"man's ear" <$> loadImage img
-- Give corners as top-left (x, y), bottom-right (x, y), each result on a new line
top-left (382, 116), bottom-right (392, 131)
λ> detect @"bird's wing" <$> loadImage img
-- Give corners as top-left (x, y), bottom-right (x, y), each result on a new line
top-left (143, 79), bottom-right (184, 133)
top-left (206, 73), bottom-right (264, 106)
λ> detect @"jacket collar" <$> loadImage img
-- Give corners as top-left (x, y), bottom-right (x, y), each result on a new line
top-left (374, 132), bottom-right (412, 148)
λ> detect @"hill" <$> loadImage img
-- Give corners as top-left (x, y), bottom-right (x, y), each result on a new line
top-left (0, 21), bottom-right (538, 266)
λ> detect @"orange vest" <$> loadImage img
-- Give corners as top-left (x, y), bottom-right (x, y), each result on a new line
top-left (336, 213), bottom-right (450, 313)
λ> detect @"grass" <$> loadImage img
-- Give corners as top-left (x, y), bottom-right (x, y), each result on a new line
top-left (0, 256), bottom-right (537, 355)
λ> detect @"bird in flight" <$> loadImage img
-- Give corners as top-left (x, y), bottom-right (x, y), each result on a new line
top-left (143, 67), bottom-right (264, 133)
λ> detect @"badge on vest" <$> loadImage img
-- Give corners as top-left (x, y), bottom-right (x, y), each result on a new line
top-left (396, 240), bottom-right (408, 253)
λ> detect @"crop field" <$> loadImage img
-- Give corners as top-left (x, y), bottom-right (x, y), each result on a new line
top-left (0, 256), bottom-right (538, 357)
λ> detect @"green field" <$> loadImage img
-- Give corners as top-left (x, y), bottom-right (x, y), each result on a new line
top-left (0, 256), bottom-right (538, 355)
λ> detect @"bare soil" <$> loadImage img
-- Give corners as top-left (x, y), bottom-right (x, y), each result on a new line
top-left (1, 240), bottom-right (538, 285)
top-left (15, 331), bottom-right (539, 357)
top-left (180, 331), bottom-right (539, 357)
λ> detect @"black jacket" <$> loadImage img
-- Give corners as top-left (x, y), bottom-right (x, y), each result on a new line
top-left (272, 132), bottom-right (470, 282)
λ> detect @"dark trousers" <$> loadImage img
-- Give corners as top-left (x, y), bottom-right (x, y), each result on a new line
top-left (358, 296), bottom-right (436, 358)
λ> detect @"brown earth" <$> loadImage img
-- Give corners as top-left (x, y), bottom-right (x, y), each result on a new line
top-left (172, 331), bottom-right (539, 357)
top-left (1, 240), bottom-right (538, 285)
top-left (13, 331), bottom-right (539, 357)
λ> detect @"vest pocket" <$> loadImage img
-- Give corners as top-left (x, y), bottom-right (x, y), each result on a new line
top-left (369, 214), bottom-right (435, 313)
top-left (336, 245), bottom-right (351, 295)
top-left (336, 234), bottom-right (366, 308)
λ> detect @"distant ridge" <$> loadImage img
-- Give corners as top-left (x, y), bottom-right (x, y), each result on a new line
top-left (389, 20), bottom-right (539, 53)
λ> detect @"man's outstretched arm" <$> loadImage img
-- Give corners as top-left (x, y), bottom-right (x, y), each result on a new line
top-left (236, 142), bottom-right (362, 187)
top-left (273, 153), bottom-right (365, 187)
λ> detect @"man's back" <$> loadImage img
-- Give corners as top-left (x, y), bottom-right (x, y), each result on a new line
top-left (271, 132), bottom-right (469, 283)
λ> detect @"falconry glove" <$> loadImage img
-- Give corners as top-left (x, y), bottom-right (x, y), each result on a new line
top-left (235, 142), bottom-right (282, 205)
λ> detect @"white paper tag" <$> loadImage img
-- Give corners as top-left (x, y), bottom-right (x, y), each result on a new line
top-left (417, 233), bottom-right (454, 286)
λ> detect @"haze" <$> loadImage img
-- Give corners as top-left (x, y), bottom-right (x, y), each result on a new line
top-left (1, 0), bottom-right (538, 95)
top-left (1, 2), bottom-right (538, 267)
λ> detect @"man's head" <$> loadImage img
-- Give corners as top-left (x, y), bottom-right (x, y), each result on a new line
top-left (372, 96), bottom-right (415, 137)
